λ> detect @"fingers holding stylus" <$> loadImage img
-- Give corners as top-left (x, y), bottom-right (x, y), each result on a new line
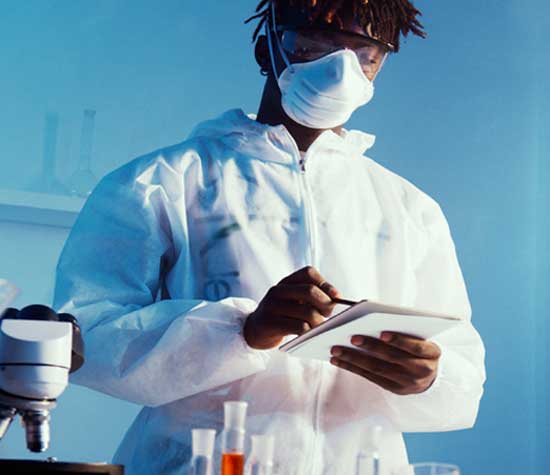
top-left (243, 266), bottom-right (342, 350)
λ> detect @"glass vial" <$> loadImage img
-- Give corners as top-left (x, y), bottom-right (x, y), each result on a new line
top-left (221, 401), bottom-right (248, 475)
top-left (189, 429), bottom-right (215, 475)
top-left (245, 434), bottom-right (274, 475)
top-left (356, 425), bottom-right (383, 475)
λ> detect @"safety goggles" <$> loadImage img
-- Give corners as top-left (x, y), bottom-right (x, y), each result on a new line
top-left (278, 26), bottom-right (393, 78)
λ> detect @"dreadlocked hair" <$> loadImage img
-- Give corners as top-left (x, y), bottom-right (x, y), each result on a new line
top-left (244, 0), bottom-right (426, 52)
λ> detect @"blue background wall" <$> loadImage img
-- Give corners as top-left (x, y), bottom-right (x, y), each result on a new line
top-left (0, 1), bottom-right (548, 473)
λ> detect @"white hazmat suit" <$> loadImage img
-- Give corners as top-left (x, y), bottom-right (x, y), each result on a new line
top-left (54, 108), bottom-right (486, 475)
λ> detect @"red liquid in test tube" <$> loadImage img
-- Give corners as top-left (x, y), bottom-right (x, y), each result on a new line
top-left (220, 401), bottom-right (248, 475)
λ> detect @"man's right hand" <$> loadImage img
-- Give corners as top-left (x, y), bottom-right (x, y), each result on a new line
top-left (243, 266), bottom-right (341, 350)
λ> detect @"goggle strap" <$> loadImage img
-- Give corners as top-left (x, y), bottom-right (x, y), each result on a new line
top-left (265, 14), bottom-right (278, 77)
top-left (266, 0), bottom-right (294, 75)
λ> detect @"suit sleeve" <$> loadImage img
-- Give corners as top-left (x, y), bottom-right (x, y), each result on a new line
top-left (53, 159), bottom-right (270, 408)
top-left (380, 199), bottom-right (486, 432)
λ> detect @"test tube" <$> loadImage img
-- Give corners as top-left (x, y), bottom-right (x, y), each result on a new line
top-left (189, 429), bottom-right (215, 475)
top-left (356, 425), bottom-right (383, 475)
top-left (245, 434), bottom-right (274, 475)
top-left (221, 401), bottom-right (248, 475)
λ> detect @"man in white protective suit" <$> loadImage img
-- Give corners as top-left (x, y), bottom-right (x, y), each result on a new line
top-left (54, 0), bottom-right (486, 473)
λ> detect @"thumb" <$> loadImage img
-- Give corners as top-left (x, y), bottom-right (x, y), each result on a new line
top-left (320, 281), bottom-right (341, 299)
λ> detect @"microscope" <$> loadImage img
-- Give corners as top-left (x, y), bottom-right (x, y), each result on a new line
top-left (0, 304), bottom-right (84, 453)
top-left (0, 303), bottom-right (123, 474)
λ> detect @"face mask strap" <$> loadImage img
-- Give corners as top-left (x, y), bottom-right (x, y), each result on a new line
top-left (265, 0), bottom-right (295, 77)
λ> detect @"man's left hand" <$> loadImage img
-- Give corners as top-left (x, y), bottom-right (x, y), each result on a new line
top-left (330, 332), bottom-right (441, 395)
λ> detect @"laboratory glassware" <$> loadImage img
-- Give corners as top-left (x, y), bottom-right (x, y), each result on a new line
top-left (393, 463), bottom-right (460, 475)
top-left (67, 109), bottom-right (99, 197)
top-left (0, 280), bottom-right (18, 315)
top-left (356, 425), bottom-right (383, 475)
top-left (221, 401), bottom-right (248, 475)
top-left (189, 429), bottom-right (216, 475)
top-left (245, 434), bottom-right (274, 475)
top-left (26, 113), bottom-right (69, 195)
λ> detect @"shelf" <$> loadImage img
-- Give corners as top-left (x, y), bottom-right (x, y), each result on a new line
top-left (0, 189), bottom-right (85, 228)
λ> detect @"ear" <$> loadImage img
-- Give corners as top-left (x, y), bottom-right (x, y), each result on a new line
top-left (254, 35), bottom-right (271, 75)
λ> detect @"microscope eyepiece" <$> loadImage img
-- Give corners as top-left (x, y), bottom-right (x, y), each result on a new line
top-left (1, 305), bottom-right (84, 373)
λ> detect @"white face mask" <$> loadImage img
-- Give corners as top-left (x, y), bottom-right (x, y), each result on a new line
top-left (266, 2), bottom-right (375, 129)
top-left (277, 49), bottom-right (375, 129)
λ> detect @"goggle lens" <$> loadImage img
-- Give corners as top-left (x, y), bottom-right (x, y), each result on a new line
top-left (281, 29), bottom-right (389, 77)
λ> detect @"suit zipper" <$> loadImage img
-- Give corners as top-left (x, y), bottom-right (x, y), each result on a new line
top-left (297, 156), bottom-right (319, 267)
top-left (296, 151), bottom-right (324, 472)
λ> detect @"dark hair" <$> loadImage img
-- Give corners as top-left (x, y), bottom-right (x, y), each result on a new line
top-left (245, 0), bottom-right (426, 52)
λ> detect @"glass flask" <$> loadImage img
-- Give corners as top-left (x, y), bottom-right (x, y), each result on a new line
top-left (67, 109), bottom-right (99, 197)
